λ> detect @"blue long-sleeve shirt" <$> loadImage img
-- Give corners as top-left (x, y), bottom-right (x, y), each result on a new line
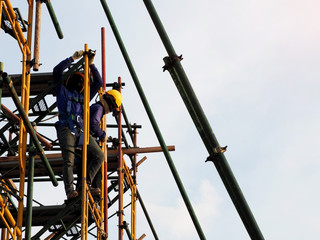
top-left (53, 57), bottom-right (102, 128)
top-left (90, 102), bottom-right (106, 139)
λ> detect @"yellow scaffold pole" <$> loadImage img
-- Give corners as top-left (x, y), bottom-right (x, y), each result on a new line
top-left (81, 44), bottom-right (90, 240)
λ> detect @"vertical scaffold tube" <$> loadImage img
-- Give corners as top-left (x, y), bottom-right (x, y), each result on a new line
top-left (118, 77), bottom-right (124, 240)
top-left (81, 44), bottom-right (90, 240)
top-left (25, 136), bottom-right (35, 240)
top-left (143, 0), bottom-right (264, 239)
top-left (99, 1), bottom-right (206, 239)
top-left (101, 26), bottom-right (109, 237)
top-left (17, 1), bottom-right (34, 232)
top-left (33, 0), bottom-right (41, 71)
top-left (131, 124), bottom-right (137, 238)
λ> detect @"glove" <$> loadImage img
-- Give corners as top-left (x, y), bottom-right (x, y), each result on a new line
top-left (72, 50), bottom-right (84, 60)
top-left (99, 136), bottom-right (106, 142)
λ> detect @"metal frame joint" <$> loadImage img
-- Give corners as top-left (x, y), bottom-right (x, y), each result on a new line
top-left (162, 54), bottom-right (183, 72)
top-left (206, 146), bottom-right (227, 163)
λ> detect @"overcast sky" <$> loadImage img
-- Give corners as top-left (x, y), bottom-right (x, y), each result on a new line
top-left (1, 0), bottom-right (320, 239)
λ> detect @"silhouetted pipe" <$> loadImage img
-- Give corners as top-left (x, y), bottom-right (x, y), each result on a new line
top-left (2, 72), bottom-right (58, 187)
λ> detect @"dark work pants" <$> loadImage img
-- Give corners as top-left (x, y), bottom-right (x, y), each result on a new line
top-left (57, 126), bottom-right (104, 195)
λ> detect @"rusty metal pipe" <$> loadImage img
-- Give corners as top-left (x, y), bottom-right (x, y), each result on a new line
top-left (108, 145), bottom-right (175, 155)
top-left (33, 0), bottom-right (42, 71)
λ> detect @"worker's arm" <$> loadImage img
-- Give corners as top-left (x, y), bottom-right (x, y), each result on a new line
top-left (52, 51), bottom-right (83, 85)
top-left (89, 64), bottom-right (103, 100)
top-left (90, 104), bottom-right (106, 140)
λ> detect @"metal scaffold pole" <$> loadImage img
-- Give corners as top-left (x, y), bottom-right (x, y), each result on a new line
top-left (43, 0), bottom-right (63, 39)
top-left (99, 1), bottom-right (206, 239)
top-left (142, 0), bottom-right (264, 239)
top-left (101, 26), bottom-right (109, 238)
top-left (117, 76), bottom-right (124, 240)
top-left (25, 136), bottom-right (36, 240)
top-left (81, 43), bottom-right (90, 240)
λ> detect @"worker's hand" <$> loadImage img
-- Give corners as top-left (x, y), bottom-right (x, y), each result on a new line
top-left (72, 50), bottom-right (84, 60)
top-left (99, 136), bottom-right (106, 143)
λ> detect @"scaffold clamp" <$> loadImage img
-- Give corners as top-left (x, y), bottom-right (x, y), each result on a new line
top-left (162, 54), bottom-right (183, 72)
top-left (205, 146), bottom-right (228, 163)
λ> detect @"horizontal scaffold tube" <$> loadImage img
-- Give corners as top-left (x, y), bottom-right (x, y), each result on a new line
top-left (2, 72), bottom-right (58, 187)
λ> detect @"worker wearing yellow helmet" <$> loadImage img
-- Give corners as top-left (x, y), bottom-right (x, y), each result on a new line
top-left (100, 89), bottom-right (123, 113)
top-left (74, 88), bottom-right (123, 197)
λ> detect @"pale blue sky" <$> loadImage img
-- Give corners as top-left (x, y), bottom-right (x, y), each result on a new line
top-left (1, 0), bottom-right (320, 239)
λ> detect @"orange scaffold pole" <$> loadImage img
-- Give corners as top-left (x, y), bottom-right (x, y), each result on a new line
top-left (15, 0), bottom-right (33, 237)
top-left (0, 1), bottom-right (33, 238)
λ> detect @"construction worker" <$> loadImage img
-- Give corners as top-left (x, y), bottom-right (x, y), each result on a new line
top-left (75, 89), bottom-right (123, 197)
top-left (53, 50), bottom-right (104, 200)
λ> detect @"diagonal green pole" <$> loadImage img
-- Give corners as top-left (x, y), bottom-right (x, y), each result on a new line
top-left (2, 72), bottom-right (58, 187)
top-left (143, 0), bottom-right (264, 239)
top-left (43, 0), bottom-right (63, 39)
top-left (99, 1), bottom-right (206, 239)
top-left (137, 189), bottom-right (159, 240)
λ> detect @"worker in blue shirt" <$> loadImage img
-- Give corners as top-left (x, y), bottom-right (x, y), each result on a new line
top-left (76, 89), bottom-right (123, 197)
top-left (53, 50), bottom-right (104, 200)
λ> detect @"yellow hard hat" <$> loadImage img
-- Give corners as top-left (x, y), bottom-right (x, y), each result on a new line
top-left (106, 89), bottom-right (122, 107)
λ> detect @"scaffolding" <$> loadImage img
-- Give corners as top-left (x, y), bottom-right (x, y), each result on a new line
top-left (0, 0), bottom-right (265, 240)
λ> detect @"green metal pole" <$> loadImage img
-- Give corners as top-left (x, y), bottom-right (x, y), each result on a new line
top-left (99, 1), bottom-right (206, 239)
top-left (123, 221), bottom-right (134, 240)
top-left (2, 72), bottom-right (58, 187)
top-left (43, 0), bottom-right (63, 39)
top-left (143, 1), bottom-right (264, 239)
top-left (25, 137), bottom-right (36, 240)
